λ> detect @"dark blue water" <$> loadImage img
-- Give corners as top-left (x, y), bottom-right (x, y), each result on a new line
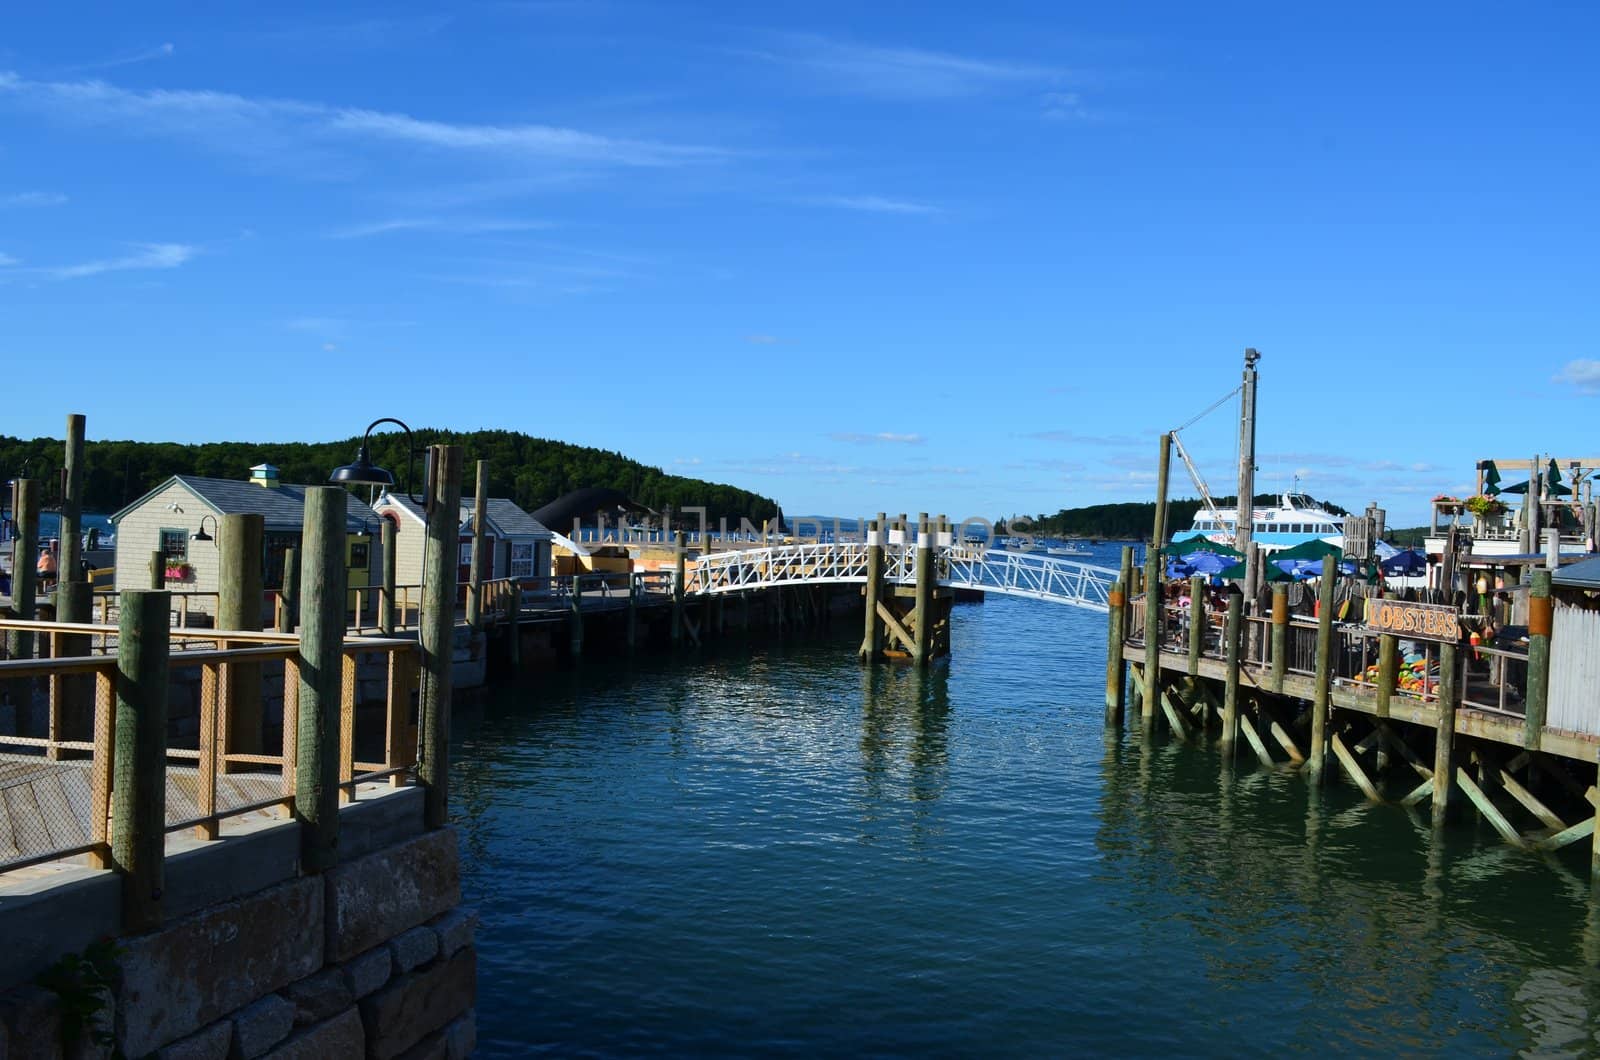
top-left (452, 588), bottom-right (1600, 1056)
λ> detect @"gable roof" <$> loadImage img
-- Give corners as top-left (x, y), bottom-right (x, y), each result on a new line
top-left (1554, 556), bottom-right (1600, 590)
top-left (375, 491), bottom-right (428, 526)
top-left (476, 498), bottom-right (552, 539)
top-left (112, 475), bottom-right (375, 532)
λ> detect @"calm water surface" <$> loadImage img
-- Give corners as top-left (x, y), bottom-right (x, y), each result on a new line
top-left (453, 576), bottom-right (1600, 1056)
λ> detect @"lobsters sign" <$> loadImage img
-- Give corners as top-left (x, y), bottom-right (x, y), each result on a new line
top-left (1364, 599), bottom-right (1461, 642)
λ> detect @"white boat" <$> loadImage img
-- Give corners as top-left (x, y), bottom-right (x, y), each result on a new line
top-left (1047, 544), bottom-right (1093, 557)
top-left (1170, 493), bottom-right (1344, 553)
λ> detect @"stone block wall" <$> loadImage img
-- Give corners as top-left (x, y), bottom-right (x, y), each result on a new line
top-left (0, 826), bottom-right (476, 1059)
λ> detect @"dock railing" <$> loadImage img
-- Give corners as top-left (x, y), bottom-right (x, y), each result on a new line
top-left (0, 618), bottom-right (420, 875)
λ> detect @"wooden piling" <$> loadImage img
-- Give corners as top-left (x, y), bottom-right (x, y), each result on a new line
top-left (626, 574), bottom-right (638, 650)
top-left (1152, 432), bottom-right (1172, 551)
top-left (1432, 639), bottom-right (1460, 827)
top-left (1376, 633), bottom-right (1398, 720)
top-left (218, 513), bottom-right (265, 761)
top-left (1142, 550), bottom-right (1161, 725)
top-left (58, 413), bottom-right (87, 602)
top-left (569, 571), bottom-right (585, 656)
top-left (295, 488), bottom-right (347, 871)
top-left (7, 479), bottom-right (38, 662)
top-left (379, 519), bottom-right (397, 636)
top-left (860, 514), bottom-right (884, 661)
top-left (1105, 579), bottom-right (1126, 727)
top-left (914, 513), bottom-right (934, 667)
top-left (149, 550), bottom-right (165, 591)
top-left (1525, 568), bottom-right (1552, 749)
top-left (467, 461), bottom-right (489, 630)
top-left (1269, 583), bottom-right (1288, 692)
top-left (277, 546), bottom-right (299, 633)
top-left (1221, 587), bottom-right (1242, 756)
top-left (419, 445), bottom-right (462, 830)
top-left (672, 530), bottom-right (687, 647)
top-left (1309, 555), bottom-right (1336, 784)
top-left (1187, 574), bottom-right (1205, 677)
top-left (111, 589), bottom-right (170, 931)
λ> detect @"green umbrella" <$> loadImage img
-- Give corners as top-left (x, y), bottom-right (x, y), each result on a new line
top-left (1482, 460), bottom-right (1502, 496)
top-left (1268, 539), bottom-right (1344, 563)
top-left (1217, 560), bottom-right (1292, 582)
top-left (1548, 459), bottom-right (1570, 496)
top-left (1168, 535), bottom-right (1244, 558)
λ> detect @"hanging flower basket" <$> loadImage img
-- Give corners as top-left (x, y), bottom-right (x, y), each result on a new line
top-left (1433, 495), bottom-right (1463, 515)
top-left (164, 561), bottom-right (194, 581)
top-left (1465, 494), bottom-right (1506, 518)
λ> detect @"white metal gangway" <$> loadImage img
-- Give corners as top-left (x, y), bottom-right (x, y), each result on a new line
top-left (684, 542), bottom-right (1117, 612)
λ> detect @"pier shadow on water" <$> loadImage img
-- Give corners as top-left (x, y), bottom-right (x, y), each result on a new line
top-left (450, 597), bottom-right (1600, 1056)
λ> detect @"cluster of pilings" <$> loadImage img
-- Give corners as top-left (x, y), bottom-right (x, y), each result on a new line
top-left (1102, 536), bottom-right (1599, 874)
top-left (858, 512), bottom-right (954, 666)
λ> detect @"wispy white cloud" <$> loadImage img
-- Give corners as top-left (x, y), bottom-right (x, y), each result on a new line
top-left (1026, 428), bottom-right (1142, 447)
top-left (742, 32), bottom-right (1060, 100)
top-left (329, 216), bottom-right (555, 239)
top-left (1040, 91), bottom-right (1093, 121)
top-left (0, 252), bottom-right (19, 267)
top-left (1554, 359), bottom-right (1600, 393)
top-left (2, 190), bottom-right (68, 208)
top-left (830, 431), bottom-right (925, 445)
top-left (68, 42), bottom-right (175, 73)
top-left (805, 194), bottom-right (940, 216)
top-left (46, 242), bottom-right (195, 279)
top-left (0, 70), bottom-right (730, 173)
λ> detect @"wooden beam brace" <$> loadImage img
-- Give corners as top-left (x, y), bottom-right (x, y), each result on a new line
top-left (1238, 713), bottom-right (1276, 769)
top-left (1537, 815), bottom-right (1596, 852)
top-left (874, 602), bottom-right (916, 654)
top-left (1401, 777), bottom-right (1434, 807)
top-left (1490, 766), bottom-right (1566, 833)
top-left (1378, 723), bottom-right (1432, 780)
top-left (1160, 690), bottom-right (1194, 742)
top-left (1331, 732), bottom-right (1382, 802)
top-left (1530, 753), bottom-right (1590, 803)
top-left (1354, 729), bottom-right (1382, 756)
top-left (1456, 768), bottom-right (1527, 848)
top-left (1254, 699), bottom-right (1305, 763)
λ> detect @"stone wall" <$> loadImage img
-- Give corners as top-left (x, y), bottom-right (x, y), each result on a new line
top-left (0, 799), bottom-right (476, 1059)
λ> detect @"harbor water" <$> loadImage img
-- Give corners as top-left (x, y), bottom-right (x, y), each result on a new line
top-left (453, 569), bottom-right (1600, 1055)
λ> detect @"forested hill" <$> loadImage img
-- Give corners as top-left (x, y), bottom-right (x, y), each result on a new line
top-left (1004, 494), bottom-right (1350, 540)
top-left (0, 429), bottom-right (780, 524)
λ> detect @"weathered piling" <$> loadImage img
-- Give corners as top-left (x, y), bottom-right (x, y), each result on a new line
top-left (419, 444), bottom-right (462, 830)
top-left (1152, 432), bottom-right (1172, 555)
top-left (1269, 583), bottom-right (1288, 692)
top-left (277, 546), bottom-right (299, 633)
top-left (1524, 568), bottom-right (1552, 748)
top-left (218, 513), bottom-right (265, 760)
top-left (671, 531), bottom-right (687, 647)
top-left (859, 514), bottom-right (884, 661)
top-left (468, 461), bottom-right (489, 631)
top-left (1221, 587), bottom-right (1242, 756)
top-left (1309, 556), bottom-right (1336, 784)
top-left (569, 571), bottom-right (585, 656)
top-left (1105, 579), bottom-right (1126, 727)
top-left (7, 478), bottom-right (38, 662)
top-left (626, 574), bottom-right (638, 650)
top-left (379, 519), bottom-right (397, 636)
top-left (1187, 574), bottom-right (1204, 677)
top-left (57, 413), bottom-right (87, 606)
top-left (1142, 550), bottom-right (1161, 725)
top-left (149, 550), bottom-right (165, 591)
top-left (1376, 633), bottom-right (1398, 720)
top-left (914, 513), bottom-right (933, 667)
top-left (296, 488), bottom-right (347, 871)
top-left (111, 589), bottom-right (170, 931)
top-left (1432, 639), bottom-right (1460, 827)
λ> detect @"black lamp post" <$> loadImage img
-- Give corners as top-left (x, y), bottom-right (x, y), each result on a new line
top-left (330, 418), bottom-right (427, 511)
top-left (192, 514), bottom-right (219, 543)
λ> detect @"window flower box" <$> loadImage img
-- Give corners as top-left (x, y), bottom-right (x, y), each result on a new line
top-left (164, 562), bottom-right (194, 581)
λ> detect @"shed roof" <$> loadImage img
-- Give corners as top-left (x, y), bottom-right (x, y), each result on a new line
top-left (112, 476), bottom-right (375, 532)
top-left (1553, 556), bottom-right (1600, 590)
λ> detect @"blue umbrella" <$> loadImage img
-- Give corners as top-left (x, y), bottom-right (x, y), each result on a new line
top-left (1380, 548), bottom-right (1426, 575)
top-left (1183, 551), bottom-right (1233, 575)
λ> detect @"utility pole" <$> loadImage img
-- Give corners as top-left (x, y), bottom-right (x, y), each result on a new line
top-left (1236, 349), bottom-right (1261, 596)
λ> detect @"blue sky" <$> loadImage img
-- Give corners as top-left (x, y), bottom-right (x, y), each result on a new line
top-left (2, 2), bottom-right (1597, 525)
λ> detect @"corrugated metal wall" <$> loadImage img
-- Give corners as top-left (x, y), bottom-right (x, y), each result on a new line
top-left (1548, 603), bottom-right (1600, 734)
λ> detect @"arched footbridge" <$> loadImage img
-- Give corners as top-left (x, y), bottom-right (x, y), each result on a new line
top-left (685, 542), bottom-right (1118, 611)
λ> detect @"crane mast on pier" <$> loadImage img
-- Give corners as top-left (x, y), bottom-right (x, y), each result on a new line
top-left (1168, 430), bottom-right (1234, 545)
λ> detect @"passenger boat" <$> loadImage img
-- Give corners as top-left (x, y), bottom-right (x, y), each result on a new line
top-left (1169, 493), bottom-right (1344, 553)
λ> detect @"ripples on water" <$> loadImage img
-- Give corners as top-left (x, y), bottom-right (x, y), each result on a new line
top-left (453, 587), bottom-right (1600, 1056)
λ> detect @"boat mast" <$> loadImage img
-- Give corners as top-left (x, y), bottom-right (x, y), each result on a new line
top-left (1236, 348), bottom-right (1260, 590)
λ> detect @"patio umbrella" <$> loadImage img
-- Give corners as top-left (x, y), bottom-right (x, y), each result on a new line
top-left (1482, 460), bottom-right (1502, 496)
top-left (1269, 539), bottom-right (1343, 564)
top-left (1184, 551), bottom-right (1233, 575)
top-left (1169, 536), bottom-right (1243, 558)
top-left (1499, 462), bottom-right (1572, 496)
top-left (1380, 548), bottom-right (1426, 575)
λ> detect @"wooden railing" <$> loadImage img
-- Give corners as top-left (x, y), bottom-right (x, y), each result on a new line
top-left (0, 620), bottom-right (420, 875)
